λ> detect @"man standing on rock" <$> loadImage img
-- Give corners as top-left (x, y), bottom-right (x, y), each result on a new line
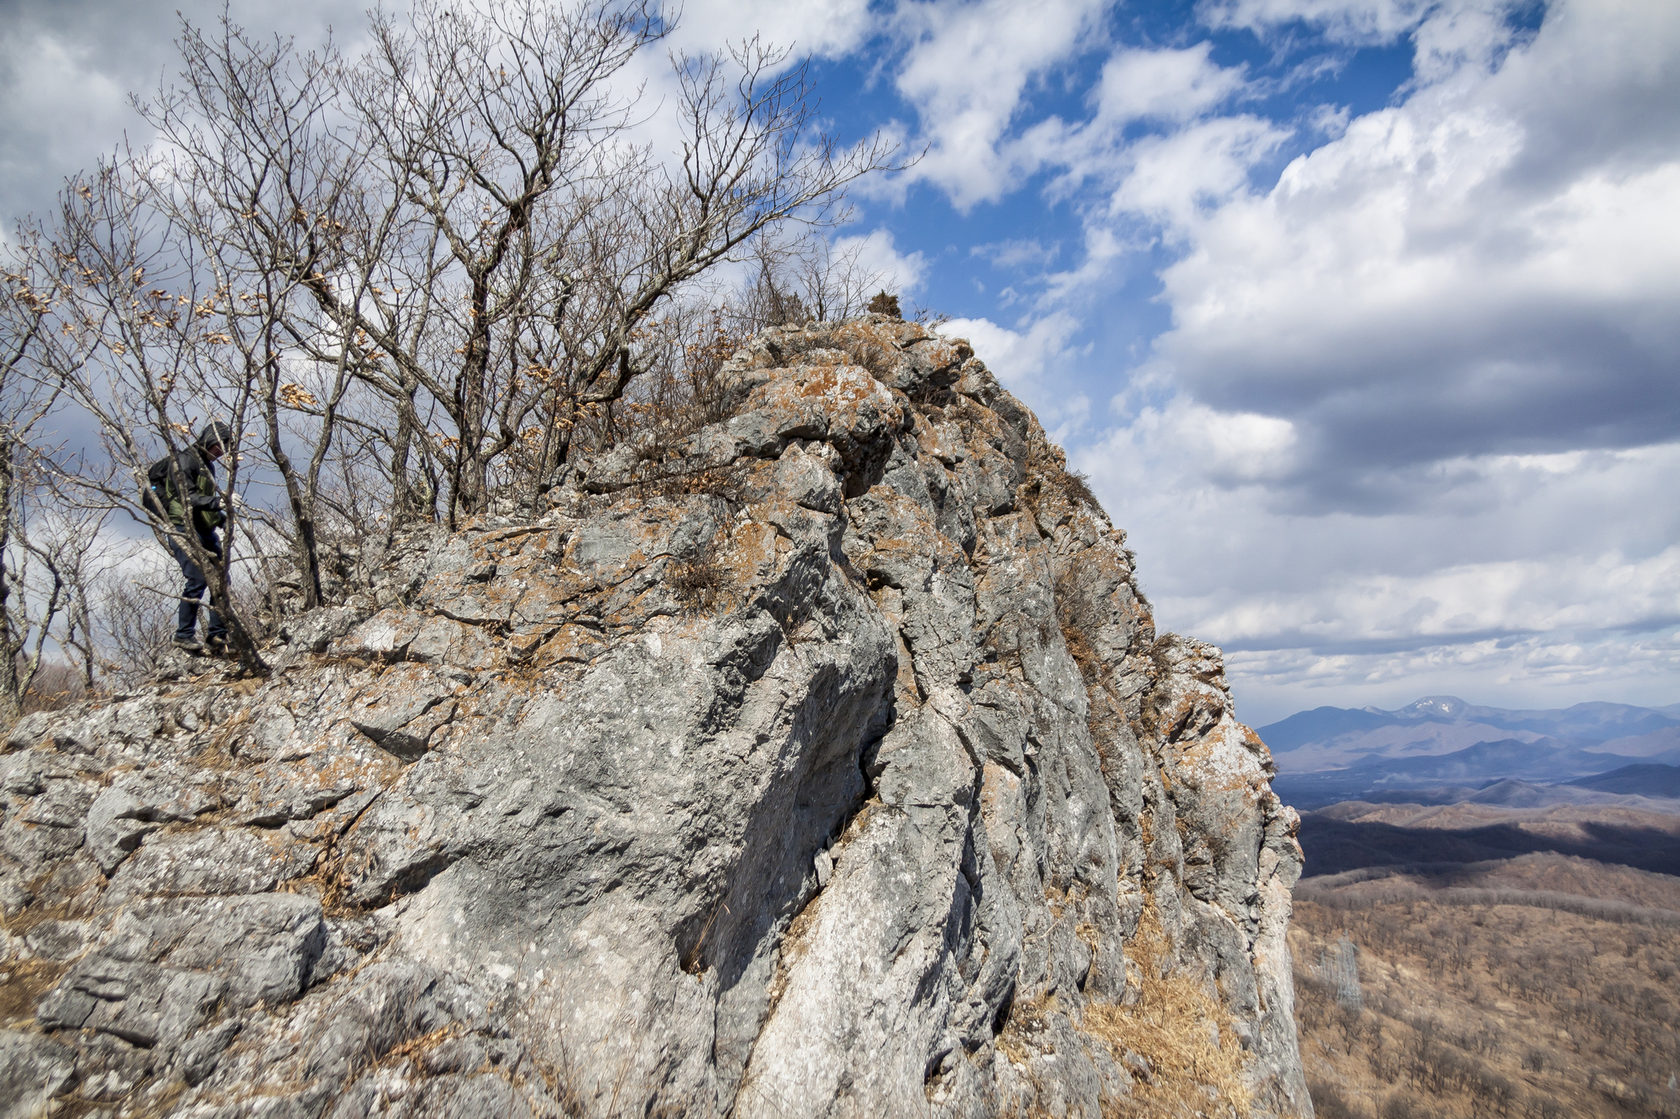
top-left (149, 421), bottom-right (233, 656)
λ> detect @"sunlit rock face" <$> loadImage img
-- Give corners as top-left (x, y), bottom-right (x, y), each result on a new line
top-left (0, 317), bottom-right (1309, 1118)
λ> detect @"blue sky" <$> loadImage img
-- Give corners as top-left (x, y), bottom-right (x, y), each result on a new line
top-left (3, 0), bottom-right (1677, 724)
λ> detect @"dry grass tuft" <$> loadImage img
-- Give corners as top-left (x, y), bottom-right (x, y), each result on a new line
top-left (0, 956), bottom-right (69, 1028)
top-left (1062, 470), bottom-right (1099, 509)
top-left (634, 460), bottom-right (750, 504)
top-left (666, 553), bottom-right (726, 613)
top-left (388, 1024), bottom-right (465, 1062)
top-left (1138, 638), bottom-right (1180, 743)
top-left (1052, 566), bottom-right (1103, 685)
top-left (833, 328), bottom-right (902, 381)
top-left (1082, 906), bottom-right (1255, 1118)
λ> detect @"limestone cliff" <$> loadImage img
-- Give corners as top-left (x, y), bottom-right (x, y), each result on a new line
top-left (0, 317), bottom-right (1309, 1118)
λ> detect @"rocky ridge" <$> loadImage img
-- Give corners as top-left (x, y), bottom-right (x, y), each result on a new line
top-left (0, 317), bottom-right (1309, 1117)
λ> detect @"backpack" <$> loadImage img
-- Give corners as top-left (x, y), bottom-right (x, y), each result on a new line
top-left (144, 455), bottom-right (175, 517)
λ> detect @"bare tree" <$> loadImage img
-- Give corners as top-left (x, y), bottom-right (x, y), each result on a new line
top-left (0, 240), bottom-right (51, 724)
top-left (23, 166), bottom-right (269, 675)
top-left (133, 18), bottom-right (361, 611)
top-left (133, 1), bottom-right (896, 529)
top-left (3, 495), bottom-right (114, 708)
top-left (0, 228), bottom-right (105, 722)
top-left (9, 0), bottom-right (897, 687)
top-left (765, 229), bottom-right (889, 323)
top-left (94, 554), bottom-right (177, 688)
top-left (1327, 935), bottom-right (1363, 1012)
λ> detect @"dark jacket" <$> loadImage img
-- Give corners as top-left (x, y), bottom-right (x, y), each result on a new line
top-left (162, 448), bottom-right (226, 534)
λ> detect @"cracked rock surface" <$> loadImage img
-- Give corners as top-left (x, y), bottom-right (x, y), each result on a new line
top-left (0, 317), bottom-right (1308, 1118)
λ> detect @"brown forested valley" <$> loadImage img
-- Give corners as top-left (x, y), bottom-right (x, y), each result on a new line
top-left (1290, 802), bottom-right (1680, 1119)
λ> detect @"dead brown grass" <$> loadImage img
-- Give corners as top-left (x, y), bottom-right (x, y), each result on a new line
top-left (1081, 906), bottom-right (1254, 1118)
top-left (1052, 566), bottom-right (1103, 686)
top-left (665, 553), bottom-right (726, 613)
top-left (0, 956), bottom-right (69, 1028)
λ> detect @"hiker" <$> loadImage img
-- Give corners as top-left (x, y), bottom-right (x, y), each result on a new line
top-left (148, 421), bottom-right (233, 656)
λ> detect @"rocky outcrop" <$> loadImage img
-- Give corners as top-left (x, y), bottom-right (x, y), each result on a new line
top-left (0, 317), bottom-right (1308, 1117)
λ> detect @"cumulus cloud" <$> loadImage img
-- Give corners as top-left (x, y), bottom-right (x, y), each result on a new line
top-left (1093, 42), bottom-right (1249, 125)
top-left (1012, 41), bottom-right (1256, 198)
top-left (1197, 546), bottom-right (1680, 651)
top-left (1081, 419), bottom-right (1680, 720)
top-left (1108, 116), bottom-right (1289, 229)
top-left (1090, 430), bottom-right (1680, 609)
top-left (665, 0), bottom-right (874, 58)
top-left (1129, 0), bottom-right (1680, 510)
top-left (1097, 396), bottom-right (1302, 487)
top-left (890, 0), bottom-right (1109, 207)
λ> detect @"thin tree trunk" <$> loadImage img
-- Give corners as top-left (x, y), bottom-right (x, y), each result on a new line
top-left (262, 348), bottom-right (324, 609)
top-left (0, 431), bottom-right (23, 727)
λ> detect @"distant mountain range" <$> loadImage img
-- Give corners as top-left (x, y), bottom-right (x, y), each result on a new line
top-left (1261, 696), bottom-right (1680, 810)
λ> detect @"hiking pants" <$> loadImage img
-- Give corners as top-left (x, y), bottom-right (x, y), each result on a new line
top-left (168, 527), bottom-right (227, 644)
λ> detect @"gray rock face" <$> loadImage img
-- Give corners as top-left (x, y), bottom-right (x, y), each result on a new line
top-left (0, 317), bottom-right (1309, 1117)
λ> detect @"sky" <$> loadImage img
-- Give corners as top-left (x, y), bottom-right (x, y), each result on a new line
top-left (2, 0), bottom-right (1677, 725)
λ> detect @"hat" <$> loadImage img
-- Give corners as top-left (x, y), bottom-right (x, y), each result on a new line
top-left (197, 421), bottom-right (233, 451)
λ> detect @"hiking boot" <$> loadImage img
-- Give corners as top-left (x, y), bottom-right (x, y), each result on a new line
top-left (172, 637), bottom-right (205, 655)
top-left (205, 636), bottom-right (230, 658)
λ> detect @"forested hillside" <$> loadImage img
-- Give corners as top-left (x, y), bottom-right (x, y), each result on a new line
top-left (1291, 802), bottom-right (1680, 1118)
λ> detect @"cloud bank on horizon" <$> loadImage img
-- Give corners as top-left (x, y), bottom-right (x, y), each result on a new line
top-left (2, 0), bottom-right (1676, 723)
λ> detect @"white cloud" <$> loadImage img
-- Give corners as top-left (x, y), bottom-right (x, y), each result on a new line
top-left (1009, 43), bottom-right (1257, 201)
top-left (1109, 115), bottom-right (1289, 229)
top-left (1087, 394), bottom-right (1302, 489)
top-left (830, 227), bottom-right (928, 299)
top-left (1408, 0), bottom-right (1522, 83)
top-left (1193, 546), bottom-right (1680, 649)
top-left (891, 0), bottom-right (1109, 207)
top-left (1089, 431), bottom-right (1680, 611)
top-left (667, 0), bottom-right (875, 58)
top-left (1094, 43), bottom-right (1248, 125)
top-left (1079, 405), bottom-right (1680, 722)
top-left (1133, 0), bottom-right (1680, 496)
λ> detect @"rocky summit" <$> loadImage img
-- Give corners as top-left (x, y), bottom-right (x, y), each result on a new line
top-left (0, 317), bottom-right (1308, 1118)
